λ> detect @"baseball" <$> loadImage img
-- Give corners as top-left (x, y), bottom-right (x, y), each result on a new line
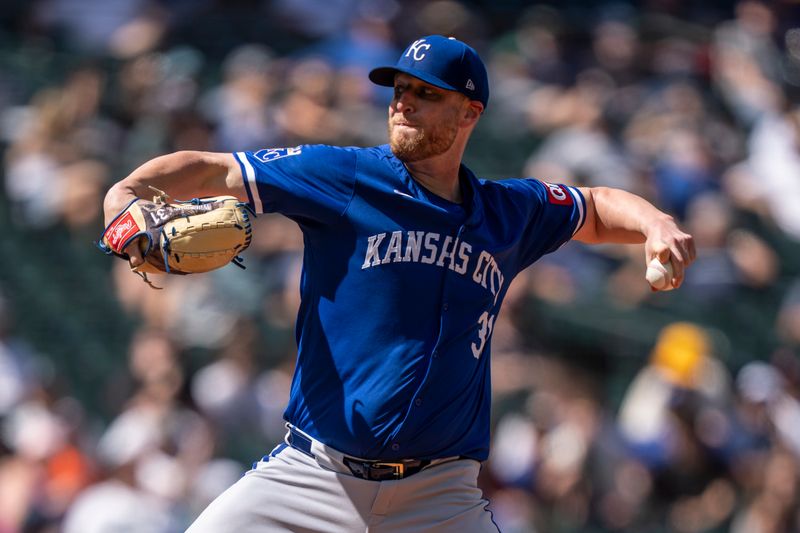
top-left (645, 258), bottom-right (674, 291)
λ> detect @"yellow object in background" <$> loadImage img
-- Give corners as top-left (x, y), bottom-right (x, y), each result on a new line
top-left (650, 322), bottom-right (711, 388)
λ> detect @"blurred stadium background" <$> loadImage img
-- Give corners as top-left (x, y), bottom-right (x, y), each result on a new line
top-left (1, 0), bottom-right (800, 531)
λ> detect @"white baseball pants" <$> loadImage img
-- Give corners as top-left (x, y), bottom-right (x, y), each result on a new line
top-left (185, 433), bottom-right (499, 532)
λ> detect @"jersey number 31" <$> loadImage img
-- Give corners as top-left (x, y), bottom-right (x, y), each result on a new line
top-left (471, 311), bottom-right (495, 359)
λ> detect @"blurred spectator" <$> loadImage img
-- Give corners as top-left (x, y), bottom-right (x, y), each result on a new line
top-left (3, 64), bottom-right (118, 231)
top-left (200, 44), bottom-right (281, 152)
top-left (615, 322), bottom-right (736, 531)
top-left (618, 323), bottom-right (729, 461)
top-left (711, 0), bottom-right (785, 125)
top-left (731, 106), bottom-right (800, 241)
top-left (681, 191), bottom-right (779, 300)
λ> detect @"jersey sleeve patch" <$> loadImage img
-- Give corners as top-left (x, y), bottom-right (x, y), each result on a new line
top-left (543, 182), bottom-right (573, 206)
top-left (253, 147), bottom-right (303, 163)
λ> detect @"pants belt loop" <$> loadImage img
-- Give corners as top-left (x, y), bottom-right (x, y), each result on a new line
top-left (287, 426), bottom-right (315, 458)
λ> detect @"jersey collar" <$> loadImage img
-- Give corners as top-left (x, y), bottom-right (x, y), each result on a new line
top-left (380, 144), bottom-right (485, 227)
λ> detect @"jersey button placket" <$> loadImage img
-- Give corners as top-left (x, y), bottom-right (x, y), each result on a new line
top-left (414, 398), bottom-right (422, 406)
top-left (391, 443), bottom-right (400, 452)
top-left (432, 228), bottom-right (462, 360)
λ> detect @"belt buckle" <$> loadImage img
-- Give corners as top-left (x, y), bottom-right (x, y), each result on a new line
top-left (373, 462), bottom-right (405, 478)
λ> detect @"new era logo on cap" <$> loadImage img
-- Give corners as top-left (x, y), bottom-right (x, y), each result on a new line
top-left (368, 35), bottom-right (490, 109)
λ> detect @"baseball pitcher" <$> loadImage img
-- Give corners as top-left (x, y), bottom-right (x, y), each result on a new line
top-left (102, 35), bottom-right (695, 532)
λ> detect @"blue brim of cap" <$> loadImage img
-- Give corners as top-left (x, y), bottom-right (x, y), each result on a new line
top-left (369, 66), bottom-right (458, 93)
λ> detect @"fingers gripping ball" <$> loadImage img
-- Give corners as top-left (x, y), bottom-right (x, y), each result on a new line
top-left (98, 188), bottom-right (255, 288)
top-left (645, 258), bottom-right (674, 291)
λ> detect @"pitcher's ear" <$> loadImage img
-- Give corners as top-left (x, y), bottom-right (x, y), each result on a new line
top-left (463, 101), bottom-right (483, 125)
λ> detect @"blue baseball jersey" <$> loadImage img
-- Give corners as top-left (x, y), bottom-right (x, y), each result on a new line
top-left (234, 144), bottom-right (585, 461)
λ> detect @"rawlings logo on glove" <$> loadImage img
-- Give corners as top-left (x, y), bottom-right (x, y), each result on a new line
top-left (106, 213), bottom-right (138, 250)
top-left (97, 187), bottom-right (255, 288)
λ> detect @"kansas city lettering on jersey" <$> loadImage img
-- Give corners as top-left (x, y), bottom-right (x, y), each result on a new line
top-left (362, 231), bottom-right (505, 303)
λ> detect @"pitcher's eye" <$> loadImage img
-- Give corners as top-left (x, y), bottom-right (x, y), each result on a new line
top-left (418, 87), bottom-right (441, 100)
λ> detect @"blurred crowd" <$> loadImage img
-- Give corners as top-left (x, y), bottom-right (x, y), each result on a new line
top-left (1, 0), bottom-right (800, 532)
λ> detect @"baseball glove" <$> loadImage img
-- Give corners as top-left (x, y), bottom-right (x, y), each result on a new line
top-left (98, 187), bottom-right (255, 288)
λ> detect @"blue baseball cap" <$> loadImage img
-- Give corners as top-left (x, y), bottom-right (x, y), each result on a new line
top-left (369, 35), bottom-right (489, 109)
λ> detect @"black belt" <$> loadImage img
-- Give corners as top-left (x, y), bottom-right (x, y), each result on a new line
top-left (287, 427), bottom-right (431, 481)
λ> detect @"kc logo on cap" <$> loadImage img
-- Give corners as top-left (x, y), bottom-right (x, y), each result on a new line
top-left (405, 39), bottom-right (432, 61)
top-left (368, 35), bottom-right (490, 109)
